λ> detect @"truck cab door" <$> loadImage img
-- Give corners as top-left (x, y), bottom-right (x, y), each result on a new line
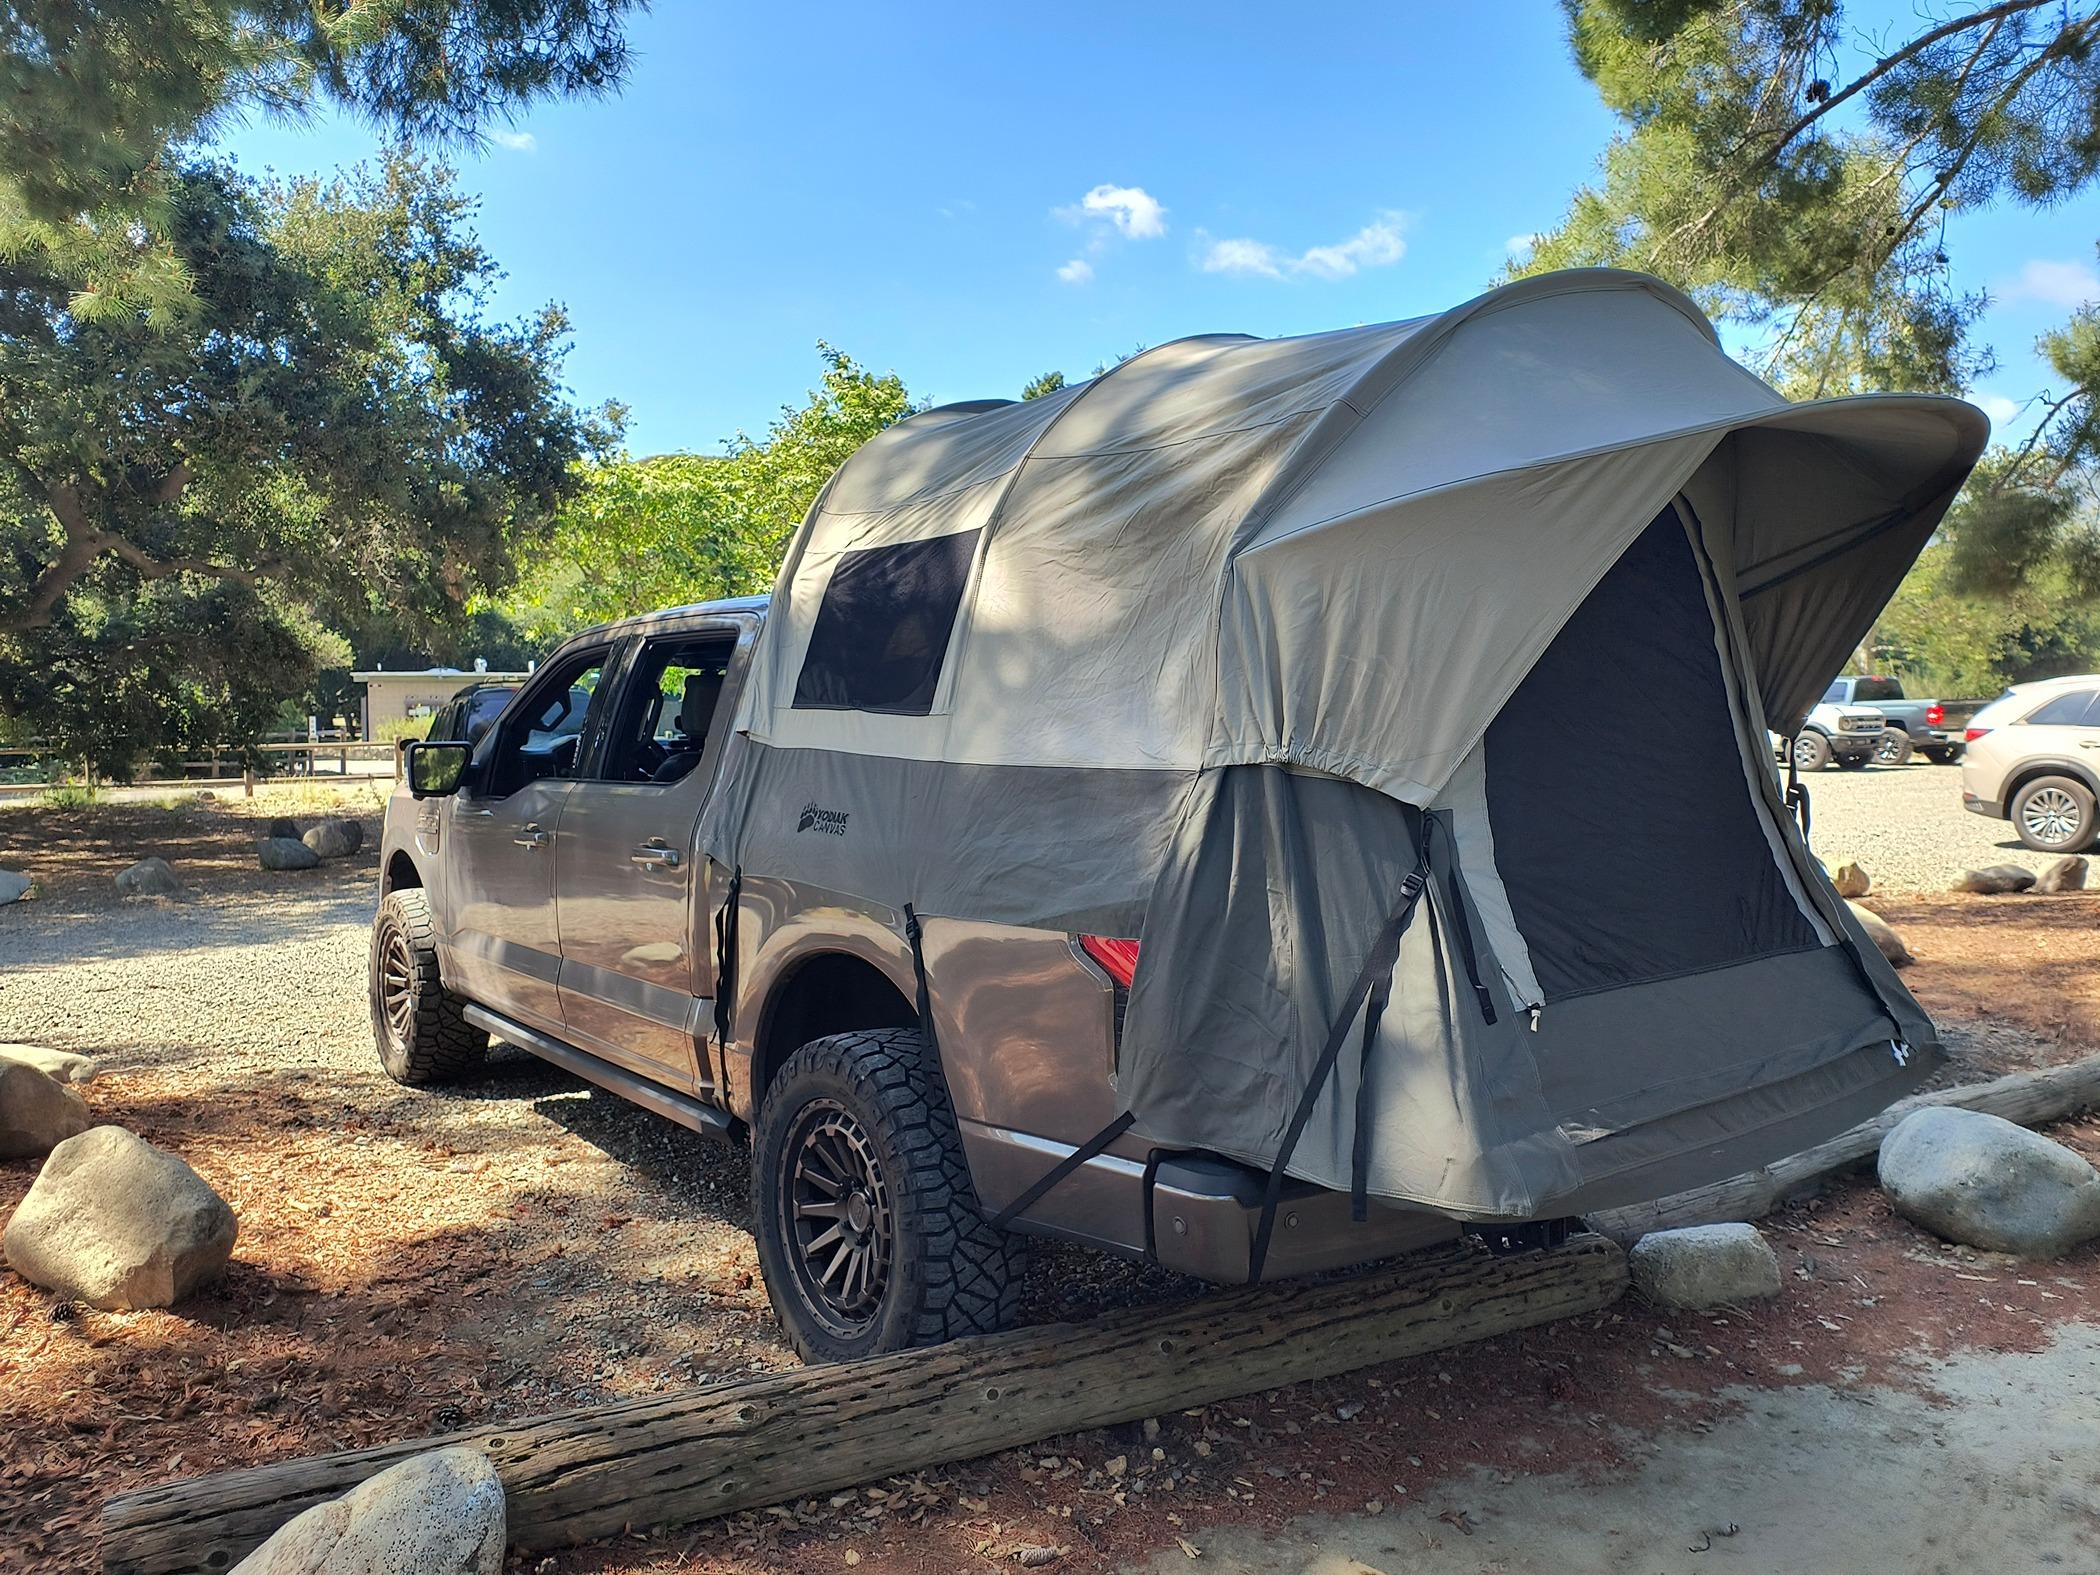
top-left (440, 645), bottom-right (614, 1034)
top-left (553, 623), bottom-right (747, 1092)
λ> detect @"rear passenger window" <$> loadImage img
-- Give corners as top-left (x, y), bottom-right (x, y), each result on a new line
top-left (792, 529), bottom-right (980, 715)
top-left (2026, 691), bottom-right (2100, 726)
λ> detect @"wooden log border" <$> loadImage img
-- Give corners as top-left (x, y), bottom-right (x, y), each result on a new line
top-left (102, 1235), bottom-right (1626, 1572)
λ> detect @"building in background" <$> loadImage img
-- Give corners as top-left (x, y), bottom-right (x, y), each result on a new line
top-left (354, 664), bottom-right (532, 739)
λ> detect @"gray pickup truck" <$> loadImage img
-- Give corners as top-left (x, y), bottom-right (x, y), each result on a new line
top-left (1822, 675), bottom-right (1975, 765)
top-left (371, 597), bottom-right (1457, 1361)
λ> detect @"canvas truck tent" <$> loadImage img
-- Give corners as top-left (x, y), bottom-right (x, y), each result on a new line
top-left (701, 268), bottom-right (1988, 1245)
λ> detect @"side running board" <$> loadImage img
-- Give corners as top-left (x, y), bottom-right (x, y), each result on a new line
top-left (461, 1004), bottom-right (737, 1138)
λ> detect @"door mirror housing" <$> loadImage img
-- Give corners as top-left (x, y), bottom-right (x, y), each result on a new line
top-left (406, 740), bottom-right (472, 798)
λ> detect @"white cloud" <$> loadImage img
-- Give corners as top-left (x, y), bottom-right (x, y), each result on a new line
top-left (1977, 393), bottom-right (2022, 428)
top-left (1506, 232), bottom-right (1542, 257)
top-left (1057, 184), bottom-right (1168, 240)
top-left (1200, 213), bottom-right (1410, 281)
top-left (489, 129), bottom-right (537, 153)
top-left (1997, 257), bottom-right (2099, 309)
top-left (1056, 257), bottom-right (1094, 285)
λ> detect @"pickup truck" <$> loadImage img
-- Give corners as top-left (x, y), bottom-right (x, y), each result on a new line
top-left (371, 598), bottom-right (1459, 1362)
top-left (1821, 675), bottom-right (1975, 765)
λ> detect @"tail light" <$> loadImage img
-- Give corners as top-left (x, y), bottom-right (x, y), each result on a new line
top-left (1078, 935), bottom-right (1140, 987)
top-left (1965, 726), bottom-right (1990, 742)
top-left (1926, 703), bottom-right (1944, 727)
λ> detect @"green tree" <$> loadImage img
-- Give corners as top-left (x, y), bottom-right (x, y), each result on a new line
top-left (0, 152), bottom-right (613, 775)
top-left (1527, 1), bottom-right (2100, 689)
top-left (1021, 370), bottom-right (1067, 400)
top-left (0, 0), bottom-right (644, 319)
top-left (503, 345), bottom-right (915, 638)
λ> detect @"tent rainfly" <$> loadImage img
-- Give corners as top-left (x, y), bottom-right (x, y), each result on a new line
top-left (701, 268), bottom-right (1989, 1242)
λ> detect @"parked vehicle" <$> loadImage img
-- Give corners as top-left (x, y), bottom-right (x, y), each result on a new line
top-left (1821, 675), bottom-right (1975, 765)
top-left (1778, 700), bottom-right (1888, 771)
top-left (424, 681), bottom-right (521, 748)
top-left (1961, 674), bottom-right (2100, 852)
top-left (371, 272), bottom-right (1983, 1363)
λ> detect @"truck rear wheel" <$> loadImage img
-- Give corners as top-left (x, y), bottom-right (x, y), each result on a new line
top-left (369, 889), bottom-right (487, 1085)
top-left (751, 1027), bottom-right (1023, 1362)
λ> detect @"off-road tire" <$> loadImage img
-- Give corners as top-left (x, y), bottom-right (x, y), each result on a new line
top-left (369, 889), bottom-right (487, 1085)
top-left (1922, 746), bottom-right (1953, 765)
top-left (2011, 775), bottom-right (2098, 854)
top-left (1837, 751), bottom-right (1872, 770)
top-left (1791, 731), bottom-right (1833, 772)
top-left (751, 1027), bottom-right (1024, 1363)
top-left (1875, 728), bottom-right (1914, 767)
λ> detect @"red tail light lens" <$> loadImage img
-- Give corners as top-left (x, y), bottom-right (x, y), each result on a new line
top-left (1926, 703), bottom-right (1944, 727)
top-left (1965, 726), bottom-right (1990, 742)
top-left (1079, 935), bottom-right (1140, 987)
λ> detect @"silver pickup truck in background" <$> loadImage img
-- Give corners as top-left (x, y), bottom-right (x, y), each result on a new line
top-left (1822, 675), bottom-right (1978, 765)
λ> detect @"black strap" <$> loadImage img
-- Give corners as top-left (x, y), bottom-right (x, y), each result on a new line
top-left (1139, 1147), bottom-right (1166, 1262)
top-left (711, 865), bottom-right (742, 1048)
top-left (992, 1109), bottom-right (1136, 1229)
top-left (902, 903), bottom-right (939, 1060)
top-left (1349, 979), bottom-right (1392, 1223)
top-left (1784, 746), bottom-right (1812, 842)
top-left (1248, 819), bottom-right (1435, 1285)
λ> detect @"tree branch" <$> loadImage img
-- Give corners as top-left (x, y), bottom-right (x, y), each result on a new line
top-left (0, 479), bottom-right (280, 635)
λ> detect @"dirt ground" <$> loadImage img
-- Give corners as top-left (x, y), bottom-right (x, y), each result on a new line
top-left (1, 788), bottom-right (2097, 1574)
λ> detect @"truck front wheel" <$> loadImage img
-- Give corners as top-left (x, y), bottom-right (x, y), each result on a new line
top-left (369, 889), bottom-right (487, 1085)
top-left (751, 1027), bottom-right (1023, 1362)
top-left (1791, 731), bottom-right (1833, 772)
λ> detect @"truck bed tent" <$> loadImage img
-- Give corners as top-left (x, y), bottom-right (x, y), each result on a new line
top-left (701, 269), bottom-right (1988, 1229)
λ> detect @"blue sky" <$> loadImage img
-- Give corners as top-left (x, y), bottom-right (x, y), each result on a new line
top-left (221, 2), bottom-right (2098, 456)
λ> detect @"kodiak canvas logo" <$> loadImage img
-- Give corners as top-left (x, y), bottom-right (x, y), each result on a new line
top-left (797, 801), bottom-right (849, 835)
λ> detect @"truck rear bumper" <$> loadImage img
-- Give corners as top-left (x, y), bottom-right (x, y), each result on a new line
top-left (959, 1119), bottom-right (1458, 1283)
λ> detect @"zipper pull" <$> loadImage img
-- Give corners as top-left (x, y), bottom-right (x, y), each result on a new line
top-left (1528, 1004), bottom-right (1542, 1033)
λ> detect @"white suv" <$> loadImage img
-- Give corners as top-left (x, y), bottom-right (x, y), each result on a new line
top-left (1961, 674), bottom-right (2100, 852)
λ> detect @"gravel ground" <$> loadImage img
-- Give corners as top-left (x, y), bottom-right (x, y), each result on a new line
top-left (1790, 755), bottom-right (2051, 894)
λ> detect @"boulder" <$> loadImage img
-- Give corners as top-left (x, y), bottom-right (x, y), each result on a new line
top-left (0, 1061), bottom-right (91, 1159)
top-left (265, 816), bottom-right (301, 841)
top-left (0, 1042), bottom-right (100, 1085)
top-left (1628, 1223), bottom-right (1782, 1309)
top-left (2036, 855), bottom-right (2089, 895)
top-left (1846, 901), bottom-right (1913, 967)
top-left (302, 818), bottom-right (364, 859)
top-left (0, 869), bottom-right (29, 904)
top-left (2, 1126), bottom-right (237, 1309)
top-left (114, 856), bottom-right (182, 898)
top-left (1954, 864), bottom-right (2037, 895)
top-left (256, 837), bottom-right (321, 872)
top-left (1878, 1106), bottom-right (2100, 1259)
top-left (1830, 860), bottom-right (1872, 899)
top-left (230, 1447), bottom-right (504, 1574)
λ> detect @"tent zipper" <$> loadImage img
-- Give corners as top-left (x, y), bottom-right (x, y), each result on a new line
top-left (1527, 1003), bottom-right (1542, 1032)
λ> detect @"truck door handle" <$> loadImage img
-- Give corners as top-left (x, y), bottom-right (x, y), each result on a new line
top-left (514, 824), bottom-right (551, 848)
top-left (631, 841), bottom-right (681, 868)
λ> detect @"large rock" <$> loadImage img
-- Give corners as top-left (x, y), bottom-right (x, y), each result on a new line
top-left (1830, 860), bottom-right (1872, 899)
top-left (1847, 901), bottom-right (1913, 967)
top-left (1954, 864), bottom-right (2037, 895)
top-left (265, 816), bottom-right (301, 841)
top-left (114, 856), bottom-right (181, 898)
top-left (256, 837), bottom-right (321, 872)
top-left (0, 869), bottom-right (29, 904)
top-left (302, 818), bottom-right (364, 860)
top-left (0, 1042), bottom-right (99, 1085)
top-left (1879, 1106), bottom-right (2100, 1259)
top-left (0, 1061), bottom-right (91, 1159)
top-left (1628, 1223), bottom-right (1782, 1309)
top-left (231, 1447), bottom-right (504, 1574)
top-left (3, 1126), bottom-right (237, 1309)
top-left (2036, 855), bottom-right (2089, 894)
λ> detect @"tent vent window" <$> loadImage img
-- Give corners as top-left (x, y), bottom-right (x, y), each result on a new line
top-left (792, 528), bottom-right (980, 715)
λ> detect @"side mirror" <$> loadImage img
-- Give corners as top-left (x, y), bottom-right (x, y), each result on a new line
top-left (406, 740), bottom-right (471, 798)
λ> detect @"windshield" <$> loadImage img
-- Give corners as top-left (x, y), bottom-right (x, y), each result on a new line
top-left (1850, 677), bottom-right (1905, 702)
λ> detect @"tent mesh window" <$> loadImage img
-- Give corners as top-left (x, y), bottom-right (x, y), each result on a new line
top-left (792, 528), bottom-right (982, 715)
top-left (1483, 505), bottom-right (1819, 1002)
